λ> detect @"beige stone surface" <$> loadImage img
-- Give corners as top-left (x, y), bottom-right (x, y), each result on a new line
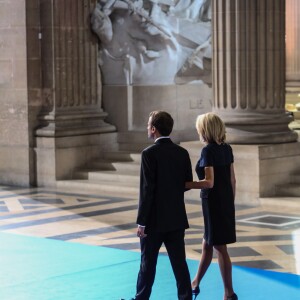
top-left (232, 143), bottom-right (300, 200)
top-left (0, 146), bottom-right (30, 186)
top-left (103, 84), bottom-right (211, 150)
top-left (0, 0), bottom-right (32, 186)
top-left (0, 60), bottom-right (12, 86)
top-left (35, 133), bottom-right (118, 186)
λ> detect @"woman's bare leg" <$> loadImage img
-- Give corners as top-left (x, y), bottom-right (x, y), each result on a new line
top-left (214, 245), bottom-right (234, 300)
top-left (191, 239), bottom-right (213, 289)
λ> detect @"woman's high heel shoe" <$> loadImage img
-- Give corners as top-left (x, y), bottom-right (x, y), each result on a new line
top-left (192, 286), bottom-right (200, 300)
top-left (227, 293), bottom-right (238, 300)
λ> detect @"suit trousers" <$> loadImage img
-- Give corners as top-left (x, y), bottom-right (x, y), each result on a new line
top-left (135, 229), bottom-right (192, 300)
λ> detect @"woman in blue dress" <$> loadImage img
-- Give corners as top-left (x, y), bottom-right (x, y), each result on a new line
top-left (186, 113), bottom-right (238, 300)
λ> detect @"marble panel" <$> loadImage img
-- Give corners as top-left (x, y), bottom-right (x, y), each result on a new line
top-left (232, 260), bottom-right (282, 270)
top-left (240, 215), bottom-right (300, 227)
top-left (277, 245), bottom-right (295, 255)
top-left (220, 247), bottom-right (261, 258)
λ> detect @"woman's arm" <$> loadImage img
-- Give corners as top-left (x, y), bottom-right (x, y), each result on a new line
top-left (230, 163), bottom-right (236, 200)
top-left (185, 166), bottom-right (214, 189)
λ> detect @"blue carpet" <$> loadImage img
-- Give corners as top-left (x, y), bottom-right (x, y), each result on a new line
top-left (0, 232), bottom-right (299, 300)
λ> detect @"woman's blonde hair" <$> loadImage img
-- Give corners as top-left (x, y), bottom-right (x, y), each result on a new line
top-left (196, 113), bottom-right (226, 143)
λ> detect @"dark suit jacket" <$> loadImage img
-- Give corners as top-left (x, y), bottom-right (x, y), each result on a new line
top-left (137, 138), bottom-right (193, 233)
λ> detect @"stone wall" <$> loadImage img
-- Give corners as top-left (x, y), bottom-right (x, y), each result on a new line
top-left (0, 0), bottom-right (37, 186)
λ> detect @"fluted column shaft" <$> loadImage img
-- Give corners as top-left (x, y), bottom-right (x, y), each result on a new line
top-left (212, 0), bottom-right (297, 144)
top-left (53, 0), bottom-right (97, 109)
top-left (36, 0), bottom-right (114, 137)
top-left (286, 0), bottom-right (300, 84)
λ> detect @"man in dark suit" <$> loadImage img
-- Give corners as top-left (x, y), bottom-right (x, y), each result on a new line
top-left (132, 111), bottom-right (193, 300)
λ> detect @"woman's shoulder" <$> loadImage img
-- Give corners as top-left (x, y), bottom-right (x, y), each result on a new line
top-left (222, 143), bottom-right (234, 162)
top-left (205, 142), bottom-right (225, 150)
top-left (202, 142), bottom-right (233, 154)
top-left (205, 142), bottom-right (234, 161)
top-left (201, 144), bottom-right (211, 155)
top-left (222, 143), bottom-right (233, 153)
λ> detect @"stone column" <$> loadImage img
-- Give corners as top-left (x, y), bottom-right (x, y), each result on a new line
top-left (36, 0), bottom-right (115, 137)
top-left (35, 0), bottom-right (117, 186)
top-left (286, 0), bottom-right (300, 108)
top-left (212, 0), bottom-right (297, 144)
top-left (286, 0), bottom-right (300, 85)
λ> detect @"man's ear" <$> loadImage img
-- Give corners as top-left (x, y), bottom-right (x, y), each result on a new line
top-left (151, 126), bottom-right (156, 134)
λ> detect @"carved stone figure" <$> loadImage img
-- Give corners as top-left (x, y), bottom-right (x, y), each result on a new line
top-left (91, 0), bottom-right (212, 85)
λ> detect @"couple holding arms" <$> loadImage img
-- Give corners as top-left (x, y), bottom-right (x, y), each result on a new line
top-left (124, 111), bottom-right (238, 300)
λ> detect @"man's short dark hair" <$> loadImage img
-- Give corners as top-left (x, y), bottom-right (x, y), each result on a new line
top-left (149, 111), bottom-right (174, 136)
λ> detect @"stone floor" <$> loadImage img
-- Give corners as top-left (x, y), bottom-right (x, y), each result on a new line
top-left (0, 185), bottom-right (299, 275)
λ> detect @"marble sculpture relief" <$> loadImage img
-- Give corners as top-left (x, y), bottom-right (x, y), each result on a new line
top-left (91, 0), bottom-right (212, 85)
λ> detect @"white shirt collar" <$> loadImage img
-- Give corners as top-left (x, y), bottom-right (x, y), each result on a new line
top-left (155, 136), bottom-right (170, 142)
